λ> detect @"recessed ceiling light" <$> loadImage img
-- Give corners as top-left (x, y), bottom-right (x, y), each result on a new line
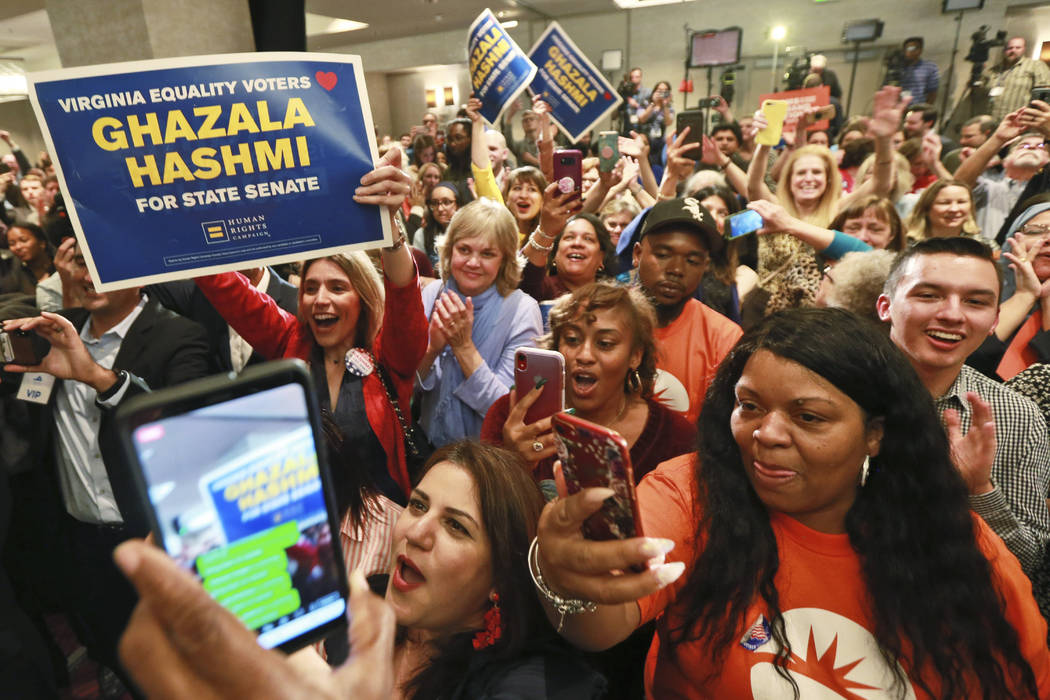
top-left (304, 12), bottom-right (368, 35)
top-left (502, 20), bottom-right (518, 28)
top-left (613, 0), bottom-right (695, 7)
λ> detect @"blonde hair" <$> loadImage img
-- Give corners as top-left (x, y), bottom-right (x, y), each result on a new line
top-left (905, 179), bottom-right (980, 241)
top-left (438, 198), bottom-right (524, 296)
top-left (775, 145), bottom-right (842, 227)
top-left (300, 252), bottom-right (385, 349)
top-left (855, 152), bottom-right (914, 203)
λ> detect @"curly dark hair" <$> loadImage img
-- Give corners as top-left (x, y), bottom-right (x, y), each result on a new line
top-left (402, 441), bottom-right (556, 700)
top-left (672, 307), bottom-right (1038, 699)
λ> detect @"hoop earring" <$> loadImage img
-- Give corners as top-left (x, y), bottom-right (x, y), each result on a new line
top-left (473, 593), bottom-right (503, 650)
top-left (625, 368), bottom-right (643, 394)
top-left (859, 455), bottom-right (870, 488)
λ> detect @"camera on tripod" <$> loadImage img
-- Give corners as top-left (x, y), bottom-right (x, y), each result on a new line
top-left (966, 25), bottom-right (1007, 65)
top-left (884, 49), bottom-right (907, 86)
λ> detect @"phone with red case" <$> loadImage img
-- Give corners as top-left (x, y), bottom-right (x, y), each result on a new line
top-left (514, 348), bottom-right (565, 425)
top-left (552, 413), bottom-right (644, 547)
top-left (552, 149), bottom-right (583, 200)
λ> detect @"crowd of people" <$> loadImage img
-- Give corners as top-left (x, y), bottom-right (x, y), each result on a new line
top-left (2, 27), bottom-right (1050, 700)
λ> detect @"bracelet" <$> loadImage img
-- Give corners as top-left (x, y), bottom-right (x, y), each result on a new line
top-left (527, 236), bottom-right (554, 253)
top-left (384, 214), bottom-right (407, 251)
top-left (528, 537), bottom-right (597, 632)
top-left (532, 225), bottom-right (556, 241)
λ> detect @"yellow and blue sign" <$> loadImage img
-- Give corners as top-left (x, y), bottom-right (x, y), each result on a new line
top-left (27, 53), bottom-right (390, 291)
top-left (528, 22), bottom-right (622, 143)
top-left (468, 9), bottom-right (537, 124)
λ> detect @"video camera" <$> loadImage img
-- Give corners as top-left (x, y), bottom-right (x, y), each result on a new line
top-left (617, 75), bottom-right (638, 100)
top-left (784, 53), bottom-right (814, 91)
top-left (884, 49), bottom-right (907, 86)
top-left (966, 25), bottom-right (1006, 65)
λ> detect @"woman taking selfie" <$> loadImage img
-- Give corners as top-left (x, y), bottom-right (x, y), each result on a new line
top-left (536, 308), bottom-right (1049, 698)
top-left (417, 198), bottom-right (542, 447)
top-left (379, 441), bottom-right (604, 698)
top-left (196, 150), bottom-right (426, 504)
top-left (482, 282), bottom-right (694, 493)
top-left (519, 213), bottom-right (618, 302)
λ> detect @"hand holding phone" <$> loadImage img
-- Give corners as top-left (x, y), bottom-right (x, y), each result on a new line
top-left (756, 100), bottom-right (788, 147)
top-left (116, 360), bottom-right (350, 653)
top-left (724, 208), bottom-right (763, 240)
top-left (514, 348), bottom-right (564, 425)
top-left (552, 413), bottom-right (643, 548)
top-left (598, 131), bottom-right (620, 172)
top-left (553, 149), bottom-right (583, 199)
top-left (0, 329), bottom-right (51, 365)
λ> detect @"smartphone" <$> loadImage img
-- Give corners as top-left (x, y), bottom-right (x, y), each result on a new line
top-left (552, 413), bottom-right (644, 553)
top-left (115, 359), bottom-right (349, 653)
top-left (1031, 86), bottom-right (1050, 106)
top-left (756, 99), bottom-right (788, 147)
top-left (725, 208), bottom-right (763, 239)
top-left (675, 109), bottom-right (704, 154)
top-left (696, 96), bottom-right (720, 109)
top-left (553, 149), bottom-right (583, 199)
top-left (597, 131), bottom-right (620, 172)
top-left (0, 329), bottom-right (51, 365)
top-left (813, 104), bottom-right (836, 122)
top-left (514, 348), bottom-right (565, 425)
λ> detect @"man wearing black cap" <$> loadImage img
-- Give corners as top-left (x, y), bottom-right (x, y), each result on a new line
top-left (633, 197), bottom-right (742, 425)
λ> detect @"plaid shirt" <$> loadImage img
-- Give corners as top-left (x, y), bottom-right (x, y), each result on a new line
top-left (982, 56), bottom-right (1050, 122)
top-left (935, 366), bottom-right (1050, 575)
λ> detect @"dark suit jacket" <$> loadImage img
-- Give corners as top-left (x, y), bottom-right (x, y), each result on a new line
top-left (146, 267), bottom-right (297, 372)
top-left (32, 301), bottom-right (214, 534)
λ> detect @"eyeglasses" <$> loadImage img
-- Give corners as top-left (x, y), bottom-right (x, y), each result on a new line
top-left (1015, 142), bottom-right (1048, 152)
top-left (1020, 223), bottom-right (1050, 238)
top-left (428, 198), bottom-right (456, 209)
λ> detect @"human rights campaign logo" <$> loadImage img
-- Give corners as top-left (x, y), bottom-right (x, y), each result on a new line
top-left (202, 220), bottom-right (230, 244)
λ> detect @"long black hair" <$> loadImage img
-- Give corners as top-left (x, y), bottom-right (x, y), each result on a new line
top-left (402, 441), bottom-right (556, 700)
top-left (674, 307), bottom-right (1038, 699)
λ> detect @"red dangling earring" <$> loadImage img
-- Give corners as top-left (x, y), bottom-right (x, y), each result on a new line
top-left (472, 593), bottom-right (503, 650)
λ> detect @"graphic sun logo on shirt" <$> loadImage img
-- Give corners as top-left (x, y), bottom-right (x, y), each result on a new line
top-left (652, 369), bottom-right (689, 414)
top-left (748, 608), bottom-right (916, 700)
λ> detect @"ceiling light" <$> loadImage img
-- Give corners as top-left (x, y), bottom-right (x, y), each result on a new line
top-left (613, 0), bottom-right (696, 8)
top-left (304, 12), bottom-right (368, 36)
top-left (501, 20), bottom-right (519, 28)
top-left (770, 25), bottom-right (787, 41)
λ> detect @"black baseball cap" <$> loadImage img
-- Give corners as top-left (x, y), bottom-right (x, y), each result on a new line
top-left (638, 197), bottom-right (723, 254)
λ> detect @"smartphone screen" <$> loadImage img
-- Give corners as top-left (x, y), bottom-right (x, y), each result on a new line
top-left (121, 363), bottom-right (347, 651)
top-left (725, 208), bottom-right (763, 239)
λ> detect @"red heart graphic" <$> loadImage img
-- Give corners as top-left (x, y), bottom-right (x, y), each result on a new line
top-left (604, 91), bottom-right (612, 100)
top-left (316, 71), bottom-right (338, 90)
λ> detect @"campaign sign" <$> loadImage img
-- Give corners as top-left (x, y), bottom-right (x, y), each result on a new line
top-left (528, 22), bottom-right (622, 142)
top-left (27, 53), bottom-right (388, 291)
top-left (201, 425), bottom-right (324, 543)
top-left (468, 9), bottom-right (537, 124)
top-left (757, 86), bottom-right (832, 133)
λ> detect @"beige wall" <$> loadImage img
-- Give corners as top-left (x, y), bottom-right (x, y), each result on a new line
top-left (330, 0), bottom-right (1023, 140)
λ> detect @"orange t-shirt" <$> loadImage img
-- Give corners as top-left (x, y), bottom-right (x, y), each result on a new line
top-left (652, 299), bottom-right (742, 426)
top-left (635, 454), bottom-right (1050, 699)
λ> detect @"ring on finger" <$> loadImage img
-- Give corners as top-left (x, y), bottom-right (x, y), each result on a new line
top-left (532, 440), bottom-right (544, 453)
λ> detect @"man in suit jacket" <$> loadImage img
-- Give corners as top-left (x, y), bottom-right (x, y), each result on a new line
top-left (146, 266), bottom-right (298, 372)
top-left (2, 247), bottom-right (212, 690)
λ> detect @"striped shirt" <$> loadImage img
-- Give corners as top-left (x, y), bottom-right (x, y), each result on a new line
top-left (935, 365), bottom-right (1050, 576)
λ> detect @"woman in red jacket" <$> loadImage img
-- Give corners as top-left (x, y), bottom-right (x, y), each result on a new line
top-left (196, 150), bottom-right (427, 505)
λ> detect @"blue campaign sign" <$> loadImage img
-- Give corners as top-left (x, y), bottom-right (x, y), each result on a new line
top-left (201, 426), bottom-right (325, 543)
top-left (27, 53), bottom-right (389, 291)
top-left (468, 9), bottom-right (536, 124)
top-left (528, 23), bottom-right (622, 143)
